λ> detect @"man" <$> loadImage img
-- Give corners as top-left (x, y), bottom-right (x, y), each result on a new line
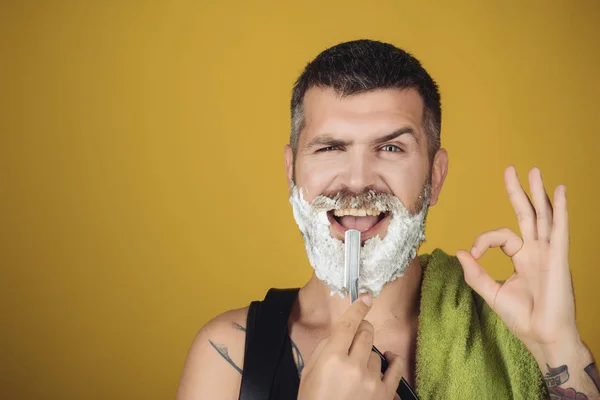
top-left (176, 40), bottom-right (599, 399)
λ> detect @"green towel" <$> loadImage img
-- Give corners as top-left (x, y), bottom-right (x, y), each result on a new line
top-left (416, 249), bottom-right (547, 399)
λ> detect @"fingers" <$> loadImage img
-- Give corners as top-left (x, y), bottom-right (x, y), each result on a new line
top-left (505, 166), bottom-right (537, 241)
top-left (456, 249), bottom-right (502, 310)
top-left (528, 168), bottom-right (553, 242)
top-left (366, 350), bottom-right (382, 376)
top-left (502, 166), bottom-right (568, 257)
top-left (327, 295), bottom-right (372, 354)
top-left (463, 228), bottom-right (520, 306)
top-left (470, 228), bottom-right (523, 259)
top-left (349, 320), bottom-right (375, 364)
top-left (550, 185), bottom-right (569, 262)
top-left (382, 351), bottom-right (404, 394)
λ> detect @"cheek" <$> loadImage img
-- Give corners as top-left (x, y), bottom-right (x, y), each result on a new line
top-left (295, 156), bottom-right (342, 201)
top-left (383, 165), bottom-right (427, 207)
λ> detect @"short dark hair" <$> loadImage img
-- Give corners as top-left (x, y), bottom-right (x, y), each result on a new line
top-left (290, 39), bottom-right (441, 161)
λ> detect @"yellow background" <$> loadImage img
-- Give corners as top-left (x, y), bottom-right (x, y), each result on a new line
top-left (1, 1), bottom-right (598, 399)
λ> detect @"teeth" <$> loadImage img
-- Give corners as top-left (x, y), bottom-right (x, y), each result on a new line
top-left (333, 208), bottom-right (382, 217)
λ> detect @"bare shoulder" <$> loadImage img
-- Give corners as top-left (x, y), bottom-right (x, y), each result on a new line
top-left (175, 307), bottom-right (250, 400)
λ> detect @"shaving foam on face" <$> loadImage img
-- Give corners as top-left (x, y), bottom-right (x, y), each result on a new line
top-left (289, 184), bottom-right (430, 298)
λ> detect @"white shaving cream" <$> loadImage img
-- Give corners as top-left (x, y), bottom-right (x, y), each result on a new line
top-left (289, 184), bottom-right (430, 297)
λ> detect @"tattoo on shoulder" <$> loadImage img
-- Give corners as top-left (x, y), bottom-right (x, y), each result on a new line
top-left (232, 322), bottom-right (246, 332)
top-left (544, 363), bottom-right (596, 400)
top-left (584, 362), bottom-right (600, 392)
top-left (208, 340), bottom-right (242, 374)
top-left (206, 323), bottom-right (248, 374)
top-left (226, 322), bottom-right (305, 378)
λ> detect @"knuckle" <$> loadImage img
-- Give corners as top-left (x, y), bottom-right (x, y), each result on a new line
top-left (473, 232), bottom-right (486, 243)
top-left (337, 319), bottom-right (354, 332)
top-left (516, 211), bottom-right (532, 221)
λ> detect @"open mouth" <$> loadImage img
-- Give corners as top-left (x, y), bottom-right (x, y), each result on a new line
top-left (327, 208), bottom-right (390, 242)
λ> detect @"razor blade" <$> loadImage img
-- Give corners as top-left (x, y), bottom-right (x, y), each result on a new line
top-left (344, 229), bottom-right (361, 303)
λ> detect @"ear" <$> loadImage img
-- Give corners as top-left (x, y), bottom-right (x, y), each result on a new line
top-left (284, 144), bottom-right (295, 195)
top-left (429, 148), bottom-right (448, 207)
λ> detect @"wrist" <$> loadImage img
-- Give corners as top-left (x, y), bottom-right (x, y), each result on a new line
top-left (534, 331), bottom-right (591, 370)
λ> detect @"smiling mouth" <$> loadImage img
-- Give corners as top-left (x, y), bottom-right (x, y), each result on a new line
top-left (327, 208), bottom-right (389, 242)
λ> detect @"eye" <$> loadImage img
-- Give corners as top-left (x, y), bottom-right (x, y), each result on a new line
top-left (381, 144), bottom-right (402, 152)
top-left (316, 146), bottom-right (339, 153)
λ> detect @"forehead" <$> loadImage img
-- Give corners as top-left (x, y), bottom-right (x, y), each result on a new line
top-left (301, 86), bottom-right (425, 142)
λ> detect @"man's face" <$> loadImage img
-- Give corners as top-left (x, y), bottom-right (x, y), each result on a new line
top-left (285, 87), bottom-right (445, 242)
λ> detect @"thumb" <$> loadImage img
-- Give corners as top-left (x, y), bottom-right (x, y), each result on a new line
top-left (456, 250), bottom-right (502, 311)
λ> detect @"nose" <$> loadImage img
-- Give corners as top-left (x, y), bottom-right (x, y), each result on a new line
top-left (343, 151), bottom-right (377, 193)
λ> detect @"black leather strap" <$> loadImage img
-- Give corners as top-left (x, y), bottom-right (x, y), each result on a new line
top-left (374, 346), bottom-right (419, 399)
top-left (238, 288), bottom-right (300, 400)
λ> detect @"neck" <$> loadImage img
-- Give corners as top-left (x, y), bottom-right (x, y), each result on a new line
top-left (297, 256), bottom-right (423, 330)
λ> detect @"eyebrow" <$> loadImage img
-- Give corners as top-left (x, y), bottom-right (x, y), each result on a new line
top-left (304, 126), bottom-right (417, 150)
top-left (304, 135), bottom-right (349, 150)
top-left (371, 127), bottom-right (417, 145)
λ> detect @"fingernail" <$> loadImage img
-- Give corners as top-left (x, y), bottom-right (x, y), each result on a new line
top-left (361, 295), bottom-right (373, 307)
top-left (470, 247), bottom-right (477, 257)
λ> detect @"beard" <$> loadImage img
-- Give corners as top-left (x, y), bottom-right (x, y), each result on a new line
top-left (289, 181), bottom-right (431, 298)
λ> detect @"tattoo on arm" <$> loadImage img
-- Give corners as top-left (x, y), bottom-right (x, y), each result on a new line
top-left (544, 363), bottom-right (600, 400)
top-left (584, 363), bottom-right (600, 392)
top-left (208, 340), bottom-right (243, 374)
top-left (545, 364), bottom-right (570, 388)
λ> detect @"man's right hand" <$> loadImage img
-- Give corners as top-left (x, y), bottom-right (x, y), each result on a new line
top-left (297, 295), bottom-right (404, 400)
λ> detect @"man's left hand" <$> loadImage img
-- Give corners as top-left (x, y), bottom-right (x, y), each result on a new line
top-left (456, 166), bottom-right (580, 357)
